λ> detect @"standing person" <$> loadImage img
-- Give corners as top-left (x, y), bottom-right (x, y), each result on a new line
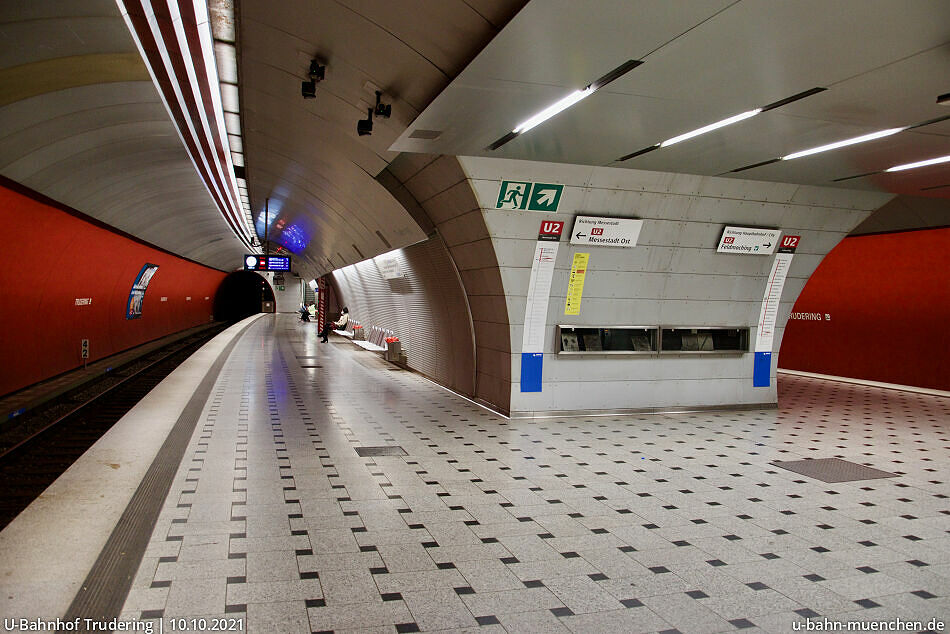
top-left (320, 307), bottom-right (348, 343)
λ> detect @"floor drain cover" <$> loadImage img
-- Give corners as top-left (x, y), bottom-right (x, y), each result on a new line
top-left (355, 446), bottom-right (407, 457)
top-left (770, 458), bottom-right (897, 483)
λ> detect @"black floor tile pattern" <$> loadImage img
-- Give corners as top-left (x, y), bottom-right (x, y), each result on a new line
top-left (118, 316), bottom-right (950, 633)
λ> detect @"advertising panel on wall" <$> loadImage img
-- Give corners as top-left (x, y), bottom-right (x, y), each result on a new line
top-left (126, 264), bottom-right (159, 319)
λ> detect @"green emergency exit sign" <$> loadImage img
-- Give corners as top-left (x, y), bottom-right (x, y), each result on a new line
top-left (496, 181), bottom-right (563, 212)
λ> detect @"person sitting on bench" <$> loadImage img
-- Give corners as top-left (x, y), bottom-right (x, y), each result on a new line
top-left (320, 307), bottom-right (348, 343)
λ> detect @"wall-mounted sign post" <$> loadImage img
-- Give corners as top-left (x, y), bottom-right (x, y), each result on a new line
top-left (753, 235), bottom-right (800, 387)
top-left (496, 181), bottom-right (564, 212)
top-left (81, 338), bottom-right (89, 369)
top-left (718, 226), bottom-right (782, 255)
top-left (521, 220), bottom-right (563, 392)
top-left (564, 253), bottom-right (589, 315)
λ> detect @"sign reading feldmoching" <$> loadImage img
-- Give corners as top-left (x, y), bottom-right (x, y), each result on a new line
top-left (570, 216), bottom-right (643, 247)
top-left (717, 226), bottom-right (782, 255)
top-left (496, 181), bottom-right (564, 212)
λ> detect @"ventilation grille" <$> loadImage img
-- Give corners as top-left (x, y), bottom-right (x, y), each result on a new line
top-left (409, 129), bottom-right (442, 140)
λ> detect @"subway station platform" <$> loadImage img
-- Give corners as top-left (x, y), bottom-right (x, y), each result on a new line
top-left (1, 314), bottom-right (948, 633)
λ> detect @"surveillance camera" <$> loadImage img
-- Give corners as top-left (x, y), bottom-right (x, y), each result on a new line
top-left (309, 60), bottom-right (325, 82)
top-left (373, 90), bottom-right (391, 118)
top-left (357, 108), bottom-right (373, 136)
top-left (301, 80), bottom-right (316, 99)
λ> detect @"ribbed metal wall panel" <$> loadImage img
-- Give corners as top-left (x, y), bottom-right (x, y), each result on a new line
top-left (332, 234), bottom-right (475, 397)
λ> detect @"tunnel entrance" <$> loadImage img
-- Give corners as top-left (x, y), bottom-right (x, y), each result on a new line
top-left (213, 271), bottom-right (275, 321)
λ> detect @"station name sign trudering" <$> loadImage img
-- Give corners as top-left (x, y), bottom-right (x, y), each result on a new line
top-left (244, 255), bottom-right (291, 271)
top-left (570, 215), bottom-right (643, 247)
top-left (717, 226), bottom-right (782, 255)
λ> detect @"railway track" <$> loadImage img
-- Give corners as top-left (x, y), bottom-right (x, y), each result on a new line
top-left (0, 325), bottom-right (228, 530)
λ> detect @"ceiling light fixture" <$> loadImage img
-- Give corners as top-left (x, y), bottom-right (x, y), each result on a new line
top-left (781, 127), bottom-right (904, 161)
top-left (885, 154), bottom-right (950, 172)
top-left (659, 108), bottom-right (762, 147)
top-left (513, 87), bottom-right (595, 134)
top-left (488, 59), bottom-right (642, 151)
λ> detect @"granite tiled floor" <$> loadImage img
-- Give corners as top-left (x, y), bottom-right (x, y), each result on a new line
top-left (120, 315), bottom-right (950, 633)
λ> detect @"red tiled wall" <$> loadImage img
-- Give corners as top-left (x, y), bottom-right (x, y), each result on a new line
top-left (0, 183), bottom-right (226, 397)
top-left (779, 228), bottom-right (950, 391)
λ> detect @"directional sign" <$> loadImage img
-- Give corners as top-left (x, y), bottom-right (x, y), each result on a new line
top-left (570, 215), bottom-right (643, 247)
top-left (496, 181), bottom-right (564, 212)
top-left (717, 226), bottom-right (781, 255)
top-left (527, 183), bottom-right (563, 211)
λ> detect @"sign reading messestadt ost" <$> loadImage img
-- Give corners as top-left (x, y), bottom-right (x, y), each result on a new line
top-left (569, 215), bottom-right (643, 248)
top-left (244, 255), bottom-right (291, 271)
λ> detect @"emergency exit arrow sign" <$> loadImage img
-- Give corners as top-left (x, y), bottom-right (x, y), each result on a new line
top-left (528, 183), bottom-right (563, 211)
top-left (496, 181), bottom-right (564, 212)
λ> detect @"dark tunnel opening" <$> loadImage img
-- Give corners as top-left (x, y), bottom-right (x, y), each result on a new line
top-left (213, 271), bottom-right (275, 321)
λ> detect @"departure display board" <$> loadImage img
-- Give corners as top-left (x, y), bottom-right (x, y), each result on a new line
top-left (244, 255), bottom-right (291, 271)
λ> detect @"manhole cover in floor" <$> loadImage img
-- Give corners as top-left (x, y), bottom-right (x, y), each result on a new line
top-left (354, 446), bottom-right (408, 457)
top-left (770, 458), bottom-right (897, 483)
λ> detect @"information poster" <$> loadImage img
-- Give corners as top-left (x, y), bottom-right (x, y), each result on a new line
top-left (564, 253), bottom-right (589, 315)
top-left (125, 263), bottom-right (159, 320)
top-left (521, 221), bottom-right (563, 392)
top-left (522, 241), bottom-right (559, 352)
top-left (753, 235), bottom-right (800, 386)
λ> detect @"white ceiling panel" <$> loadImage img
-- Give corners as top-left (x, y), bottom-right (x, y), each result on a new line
top-left (394, 0), bottom-right (950, 198)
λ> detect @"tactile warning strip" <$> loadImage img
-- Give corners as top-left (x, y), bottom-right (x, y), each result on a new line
top-left (770, 457), bottom-right (897, 483)
top-left (64, 319), bottom-right (256, 624)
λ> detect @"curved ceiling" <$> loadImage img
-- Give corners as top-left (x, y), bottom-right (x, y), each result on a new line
top-left (237, 0), bottom-right (527, 278)
top-left (3, 1), bottom-right (944, 279)
top-left (0, 0), bottom-right (249, 270)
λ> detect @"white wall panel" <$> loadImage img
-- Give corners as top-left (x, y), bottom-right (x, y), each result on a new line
top-left (333, 235), bottom-right (475, 397)
top-left (459, 156), bottom-right (893, 414)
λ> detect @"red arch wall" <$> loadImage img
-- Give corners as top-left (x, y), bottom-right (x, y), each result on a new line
top-left (0, 182), bottom-right (227, 397)
top-left (779, 227), bottom-right (950, 391)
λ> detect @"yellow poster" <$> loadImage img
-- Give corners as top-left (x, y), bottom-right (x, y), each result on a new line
top-left (564, 253), bottom-right (589, 315)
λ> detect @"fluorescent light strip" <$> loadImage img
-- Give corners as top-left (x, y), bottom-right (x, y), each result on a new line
top-left (781, 128), bottom-right (904, 161)
top-left (885, 154), bottom-right (950, 172)
top-left (513, 87), bottom-right (594, 134)
top-left (488, 60), bottom-right (642, 150)
top-left (659, 109), bottom-right (762, 147)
